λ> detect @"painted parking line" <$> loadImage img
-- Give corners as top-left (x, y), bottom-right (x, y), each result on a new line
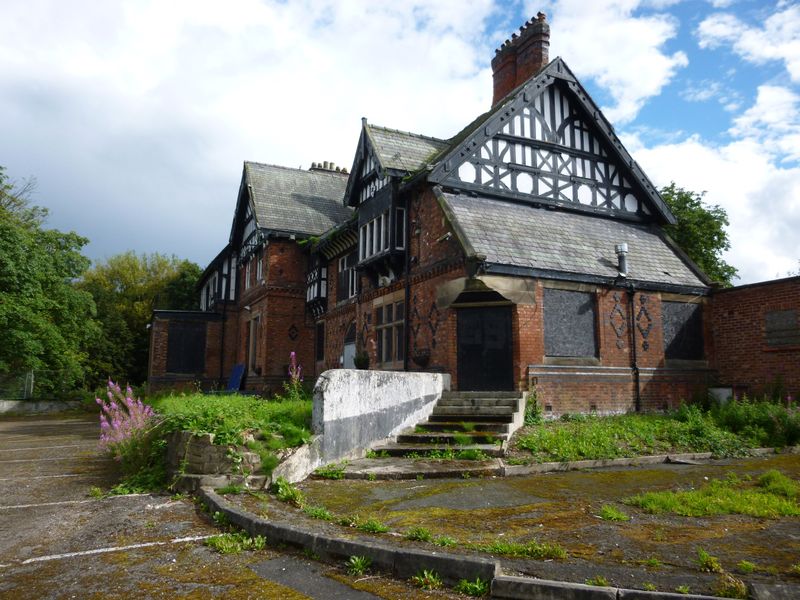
top-left (0, 457), bottom-right (106, 464)
top-left (0, 444), bottom-right (96, 453)
top-left (0, 494), bottom-right (147, 510)
top-left (0, 473), bottom-right (86, 482)
top-left (4, 535), bottom-right (215, 567)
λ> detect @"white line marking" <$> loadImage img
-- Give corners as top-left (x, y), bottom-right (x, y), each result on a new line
top-left (16, 535), bottom-right (214, 565)
top-left (0, 444), bottom-right (95, 452)
top-left (0, 499), bottom-right (95, 510)
top-left (0, 457), bottom-right (106, 464)
top-left (0, 473), bottom-right (85, 482)
top-left (0, 494), bottom-right (146, 510)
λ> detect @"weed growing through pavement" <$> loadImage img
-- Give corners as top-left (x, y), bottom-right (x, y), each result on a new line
top-left (585, 575), bottom-right (610, 587)
top-left (346, 555), bottom-right (371, 576)
top-left (598, 504), bottom-right (630, 521)
top-left (454, 577), bottom-right (489, 596)
top-left (697, 548), bottom-right (723, 573)
top-left (205, 532), bottom-right (265, 554)
top-left (303, 505), bottom-right (333, 521)
top-left (736, 560), bottom-right (756, 574)
top-left (411, 569), bottom-right (442, 590)
top-left (404, 526), bottom-right (433, 542)
top-left (714, 573), bottom-right (747, 599)
top-left (272, 477), bottom-right (304, 507)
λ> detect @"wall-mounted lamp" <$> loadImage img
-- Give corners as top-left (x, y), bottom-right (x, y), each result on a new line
top-left (244, 305), bottom-right (251, 311)
top-left (615, 242), bottom-right (628, 278)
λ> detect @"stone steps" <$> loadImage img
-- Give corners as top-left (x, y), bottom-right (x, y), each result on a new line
top-left (415, 421), bottom-right (511, 434)
top-left (396, 431), bottom-right (507, 445)
top-left (364, 391), bottom-right (525, 460)
top-left (367, 443), bottom-right (505, 459)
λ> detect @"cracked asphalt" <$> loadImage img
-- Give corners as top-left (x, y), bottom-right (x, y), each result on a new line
top-left (0, 413), bottom-right (457, 599)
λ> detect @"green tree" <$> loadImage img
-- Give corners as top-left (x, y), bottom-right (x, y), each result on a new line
top-left (78, 252), bottom-right (201, 386)
top-left (660, 183), bottom-right (738, 286)
top-left (0, 167), bottom-right (100, 396)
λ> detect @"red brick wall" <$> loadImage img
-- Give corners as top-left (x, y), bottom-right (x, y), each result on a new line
top-left (529, 284), bottom-right (712, 415)
top-left (711, 277), bottom-right (800, 399)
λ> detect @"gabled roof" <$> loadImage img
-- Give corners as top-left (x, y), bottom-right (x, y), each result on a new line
top-left (437, 189), bottom-right (709, 292)
top-left (366, 124), bottom-right (448, 173)
top-left (243, 162), bottom-right (351, 237)
top-left (426, 57), bottom-right (676, 226)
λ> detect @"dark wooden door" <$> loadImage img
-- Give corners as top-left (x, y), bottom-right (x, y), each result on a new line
top-left (457, 306), bottom-right (513, 391)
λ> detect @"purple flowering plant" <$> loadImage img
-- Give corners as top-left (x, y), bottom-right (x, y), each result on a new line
top-left (283, 351), bottom-right (306, 402)
top-left (96, 379), bottom-right (160, 474)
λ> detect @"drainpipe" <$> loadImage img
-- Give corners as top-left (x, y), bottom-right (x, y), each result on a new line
top-left (218, 271), bottom-right (229, 388)
top-left (627, 282), bottom-right (641, 412)
top-left (615, 243), bottom-right (640, 412)
top-left (403, 188), bottom-right (412, 372)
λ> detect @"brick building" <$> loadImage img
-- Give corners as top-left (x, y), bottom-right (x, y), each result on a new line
top-left (148, 14), bottom-right (799, 409)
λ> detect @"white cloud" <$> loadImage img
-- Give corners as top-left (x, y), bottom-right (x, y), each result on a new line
top-left (529, 0), bottom-right (688, 123)
top-left (730, 85), bottom-right (800, 162)
top-left (697, 5), bottom-right (800, 82)
top-left (0, 0), bottom-right (498, 264)
top-left (624, 109), bottom-right (800, 284)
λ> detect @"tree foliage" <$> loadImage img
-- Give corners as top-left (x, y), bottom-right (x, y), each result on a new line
top-left (78, 252), bottom-right (202, 386)
top-left (660, 183), bottom-right (738, 287)
top-left (0, 167), bottom-right (100, 395)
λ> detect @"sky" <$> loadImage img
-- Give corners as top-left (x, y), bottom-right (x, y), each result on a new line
top-left (1, 0), bottom-right (798, 285)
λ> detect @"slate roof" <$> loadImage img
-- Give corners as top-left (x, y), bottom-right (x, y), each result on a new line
top-left (439, 191), bottom-right (708, 290)
top-left (366, 125), bottom-right (449, 173)
top-left (245, 162), bottom-right (351, 236)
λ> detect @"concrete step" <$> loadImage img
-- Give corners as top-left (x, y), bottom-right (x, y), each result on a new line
top-left (432, 405), bottom-right (515, 417)
top-left (368, 443), bottom-right (505, 459)
top-left (428, 412), bottom-right (514, 423)
top-left (442, 391), bottom-right (522, 399)
top-left (397, 431), bottom-right (507, 445)
top-left (416, 421), bottom-right (511, 434)
top-left (436, 397), bottom-right (519, 408)
top-left (338, 457), bottom-right (504, 480)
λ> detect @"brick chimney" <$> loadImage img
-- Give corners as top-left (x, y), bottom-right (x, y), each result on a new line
top-left (491, 12), bottom-right (550, 106)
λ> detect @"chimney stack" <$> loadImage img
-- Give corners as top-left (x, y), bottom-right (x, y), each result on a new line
top-left (491, 12), bottom-right (550, 106)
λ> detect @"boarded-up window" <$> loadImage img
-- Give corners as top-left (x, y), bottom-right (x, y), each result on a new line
top-left (166, 321), bottom-right (206, 374)
top-left (543, 289), bottom-right (597, 357)
top-left (765, 309), bottom-right (800, 347)
top-left (662, 301), bottom-right (703, 360)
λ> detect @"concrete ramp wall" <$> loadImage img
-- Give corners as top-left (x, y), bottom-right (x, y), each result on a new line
top-left (274, 369), bottom-right (449, 483)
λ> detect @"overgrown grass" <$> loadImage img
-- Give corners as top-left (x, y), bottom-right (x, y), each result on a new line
top-left (624, 471), bottom-right (800, 518)
top-left (515, 400), bottom-right (800, 462)
top-left (150, 393), bottom-right (312, 447)
top-left (598, 504), bottom-right (631, 521)
top-left (472, 539), bottom-right (567, 559)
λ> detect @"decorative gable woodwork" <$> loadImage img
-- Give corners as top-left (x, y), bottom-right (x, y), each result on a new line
top-left (430, 58), bottom-right (673, 224)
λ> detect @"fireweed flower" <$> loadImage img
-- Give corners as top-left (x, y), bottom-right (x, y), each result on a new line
top-left (96, 379), bottom-right (157, 461)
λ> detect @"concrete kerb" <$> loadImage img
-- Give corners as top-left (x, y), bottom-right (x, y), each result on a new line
top-left (492, 576), bottom-right (727, 599)
top-left (198, 487), bottom-right (739, 600)
top-left (198, 486), bottom-right (499, 586)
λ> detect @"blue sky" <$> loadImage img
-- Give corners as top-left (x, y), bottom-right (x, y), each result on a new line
top-left (0, 0), bottom-right (798, 284)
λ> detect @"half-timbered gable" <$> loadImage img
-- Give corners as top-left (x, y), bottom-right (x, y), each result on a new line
top-left (429, 58), bottom-right (671, 225)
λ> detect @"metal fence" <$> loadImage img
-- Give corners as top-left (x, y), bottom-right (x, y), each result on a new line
top-left (0, 371), bottom-right (35, 400)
